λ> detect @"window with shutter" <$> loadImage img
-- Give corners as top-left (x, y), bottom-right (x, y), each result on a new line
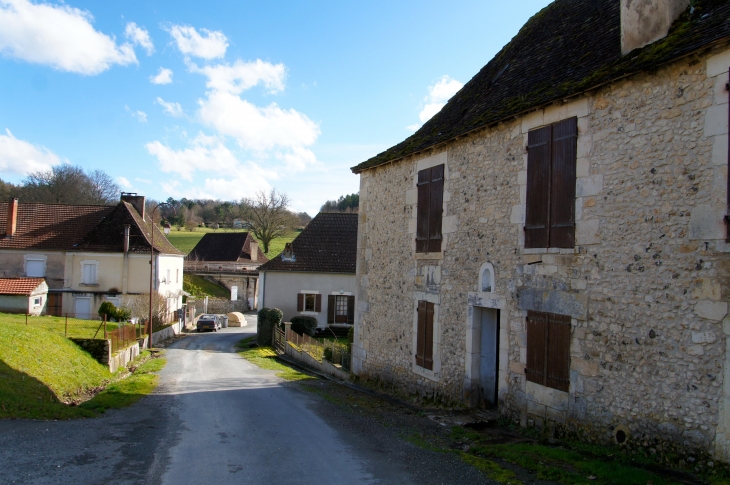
top-left (415, 300), bottom-right (434, 370)
top-left (82, 263), bottom-right (97, 285)
top-left (525, 117), bottom-right (577, 249)
top-left (347, 295), bottom-right (355, 324)
top-left (26, 259), bottom-right (45, 277)
top-left (526, 310), bottom-right (571, 392)
top-left (327, 295), bottom-right (336, 323)
top-left (416, 164), bottom-right (444, 253)
top-left (299, 292), bottom-right (321, 313)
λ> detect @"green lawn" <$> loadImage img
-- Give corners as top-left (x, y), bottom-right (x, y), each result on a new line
top-left (0, 319), bottom-right (166, 419)
top-left (0, 312), bottom-right (120, 339)
top-left (165, 227), bottom-right (299, 258)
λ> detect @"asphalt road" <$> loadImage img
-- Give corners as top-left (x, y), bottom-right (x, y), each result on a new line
top-left (0, 317), bottom-right (490, 484)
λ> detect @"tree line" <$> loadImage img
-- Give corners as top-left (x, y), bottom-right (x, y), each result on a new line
top-left (320, 193), bottom-right (359, 212)
top-left (0, 165), bottom-right (120, 205)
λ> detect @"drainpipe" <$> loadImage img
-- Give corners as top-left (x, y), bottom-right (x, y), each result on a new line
top-left (122, 225), bottom-right (130, 294)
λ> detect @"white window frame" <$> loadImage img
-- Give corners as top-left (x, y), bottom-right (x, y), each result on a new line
top-left (32, 296), bottom-right (42, 307)
top-left (80, 260), bottom-right (100, 286)
top-left (24, 254), bottom-right (47, 277)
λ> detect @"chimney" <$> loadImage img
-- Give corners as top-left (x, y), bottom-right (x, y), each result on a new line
top-left (621, 0), bottom-right (689, 55)
top-left (6, 198), bottom-right (18, 237)
top-left (250, 240), bottom-right (258, 262)
top-left (120, 192), bottom-right (146, 220)
top-left (123, 225), bottom-right (130, 254)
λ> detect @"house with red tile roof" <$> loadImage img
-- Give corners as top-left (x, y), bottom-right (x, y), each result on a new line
top-left (0, 277), bottom-right (48, 316)
top-left (0, 193), bottom-right (184, 320)
top-left (258, 212), bottom-right (357, 331)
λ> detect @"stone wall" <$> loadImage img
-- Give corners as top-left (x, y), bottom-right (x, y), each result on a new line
top-left (353, 43), bottom-right (730, 458)
top-left (70, 338), bottom-right (110, 365)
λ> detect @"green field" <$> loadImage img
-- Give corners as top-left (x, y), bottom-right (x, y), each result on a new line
top-left (165, 227), bottom-right (299, 258)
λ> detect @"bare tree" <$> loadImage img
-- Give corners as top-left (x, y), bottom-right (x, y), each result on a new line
top-left (86, 169), bottom-right (120, 204)
top-left (240, 189), bottom-right (297, 253)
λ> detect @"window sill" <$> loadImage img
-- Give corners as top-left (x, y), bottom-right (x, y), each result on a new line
top-left (414, 252), bottom-right (443, 260)
top-left (300, 311), bottom-right (319, 316)
top-left (520, 247), bottom-right (583, 255)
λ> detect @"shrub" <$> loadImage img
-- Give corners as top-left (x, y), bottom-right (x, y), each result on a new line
top-left (257, 308), bottom-right (283, 346)
top-left (347, 325), bottom-right (354, 343)
top-left (98, 301), bottom-right (117, 321)
top-left (115, 307), bottom-right (132, 322)
top-left (323, 347), bottom-right (333, 362)
top-left (290, 316), bottom-right (318, 337)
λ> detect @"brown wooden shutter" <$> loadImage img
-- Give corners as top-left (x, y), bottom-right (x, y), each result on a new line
top-left (416, 301), bottom-right (427, 367)
top-left (416, 168), bottom-right (431, 253)
top-left (327, 295), bottom-right (335, 323)
top-left (525, 126), bottom-right (552, 248)
top-left (525, 310), bottom-right (548, 386)
top-left (297, 293), bottom-right (304, 312)
top-left (315, 294), bottom-right (322, 312)
top-left (347, 295), bottom-right (355, 324)
top-left (549, 117), bottom-right (577, 248)
top-left (546, 313), bottom-right (571, 392)
top-left (428, 165), bottom-right (444, 253)
top-left (423, 301), bottom-right (434, 370)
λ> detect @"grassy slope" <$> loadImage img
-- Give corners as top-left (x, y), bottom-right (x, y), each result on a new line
top-left (236, 338), bottom-right (313, 381)
top-left (166, 227), bottom-right (299, 258)
top-left (183, 274), bottom-right (230, 299)
top-left (0, 321), bottom-right (165, 419)
top-left (0, 322), bottom-right (112, 418)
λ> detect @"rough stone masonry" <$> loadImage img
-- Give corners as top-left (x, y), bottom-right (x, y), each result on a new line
top-left (352, 44), bottom-right (730, 459)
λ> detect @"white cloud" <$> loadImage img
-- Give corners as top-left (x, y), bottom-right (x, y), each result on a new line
top-left (117, 176), bottom-right (132, 189)
top-left (145, 133), bottom-right (239, 181)
top-left (184, 168), bottom-right (273, 201)
top-left (0, 129), bottom-right (63, 175)
top-left (125, 105), bottom-right (147, 122)
top-left (150, 67), bottom-right (173, 84)
top-left (199, 91), bottom-right (320, 153)
top-left (189, 59), bottom-right (286, 94)
top-left (407, 75), bottom-right (463, 131)
top-left (156, 97), bottom-right (183, 117)
top-left (124, 22), bottom-right (153, 55)
top-left (0, 0), bottom-right (136, 75)
top-left (166, 24), bottom-right (227, 59)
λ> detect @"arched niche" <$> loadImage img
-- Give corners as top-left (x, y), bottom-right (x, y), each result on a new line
top-left (479, 262), bottom-right (495, 293)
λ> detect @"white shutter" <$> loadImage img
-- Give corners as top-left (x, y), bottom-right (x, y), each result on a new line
top-left (83, 263), bottom-right (97, 284)
top-left (26, 260), bottom-right (45, 277)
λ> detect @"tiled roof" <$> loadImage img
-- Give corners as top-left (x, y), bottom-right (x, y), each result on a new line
top-left (72, 202), bottom-right (183, 255)
top-left (0, 202), bottom-right (113, 250)
top-left (0, 277), bottom-right (45, 295)
top-left (259, 212), bottom-right (357, 274)
top-left (187, 232), bottom-right (268, 264)
top-left (352, 0), bottom-right (730, 173)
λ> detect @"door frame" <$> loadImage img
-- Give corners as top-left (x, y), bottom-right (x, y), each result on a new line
top-left (465, 292), bottom-right (508, 408)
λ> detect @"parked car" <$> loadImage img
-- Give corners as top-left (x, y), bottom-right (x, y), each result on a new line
top-left (196, 314), bottom-right (220, 332)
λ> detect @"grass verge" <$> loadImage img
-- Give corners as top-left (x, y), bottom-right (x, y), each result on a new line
top-left (236, 338), bottom-right (313, 381)
top-left (80, 351), bottom-right (166, 414)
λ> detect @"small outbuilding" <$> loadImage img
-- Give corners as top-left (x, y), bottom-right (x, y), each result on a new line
top-left (0, 277), bottom-right (48, 316)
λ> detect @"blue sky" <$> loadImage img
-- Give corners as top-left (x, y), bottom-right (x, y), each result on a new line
top-left (0, 0), bottom-right (551, 214)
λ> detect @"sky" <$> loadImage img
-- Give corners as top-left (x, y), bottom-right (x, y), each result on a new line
top-left (0, 0), bottom-right (552, 215)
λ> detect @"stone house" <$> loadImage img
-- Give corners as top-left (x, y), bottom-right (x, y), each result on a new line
top-left (350, 0), bottom-right (730, 459)
top-left (258, 213), bottom-right (357, 331)
top-left (0, 194), bottom-right (184, 320)
top-left (185, 232), bottom-right (267, 310)
top-left (0, 277), bottom-right (48, 316)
